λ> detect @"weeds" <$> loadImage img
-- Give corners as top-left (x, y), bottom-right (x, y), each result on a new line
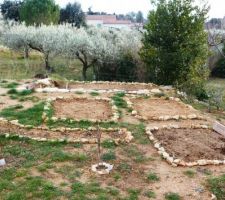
top-left (165, 192), bottom-right (181, 200)
top-left (0, 102), bottom-right (45, 126)
top-left (147, 172), bottom-right (160, 182)
top-left (207, 174), bottom-right (225, 200)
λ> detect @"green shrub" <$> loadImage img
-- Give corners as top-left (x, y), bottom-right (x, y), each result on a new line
top-left (165, 192), bottom-right (181, 200)
top-left (207, 174), bottom-right (225, 200)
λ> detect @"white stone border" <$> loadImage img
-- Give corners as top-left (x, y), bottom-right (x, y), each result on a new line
top-left (0, 115), bottom-right (134, 144)
top-left (125, 96), bottom-right (206, 121)
top-left (42, 96), bottom-right (120, 123)
top-left (146, 125), bottom-right (225, 167)
top-left (0, 119), bottom-right (134, 144)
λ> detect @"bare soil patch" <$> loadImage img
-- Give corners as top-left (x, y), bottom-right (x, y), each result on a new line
top-left (53, 98), bottom-right (112, 121)
top-left (153, 128), bottom-right (225, 162)
top-left (132, 98), bottom-right (197, 120)
top-left (63, 82), bottom-right (157, 91)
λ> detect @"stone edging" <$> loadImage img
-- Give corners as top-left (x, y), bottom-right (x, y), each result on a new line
top-left (146, 125), bottom-right (225, 167)
top-left (42, 96), bottom-right (120, 123)
top-left (125, 96), bottom-right (206, 121)
top-left (0, 118), bottom-right (134, 144)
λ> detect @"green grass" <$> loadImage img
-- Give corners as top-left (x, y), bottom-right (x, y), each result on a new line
top-left (183, 170), bottom-right (196, 178)
top-left (0, 102), bottom-right (45, 126)
top-left (127, 189), bottom-right (141, 200)
top-left (207, 174), bottom-right (225, 200)
top-left (3, 176), bottom-right (63, 200)
top-left (144, 190), bottom-right (156, 199)
top-left (112, 93), bottom-right (128, 109)
top-left (90, 91), bottom-right (100, 96)
top-left (165, 192), bottom-right (181, 200)
top-left (70, 182), bottom-right (121, 199)
top-left (101, 151), bottom-right (116, 161)
top-left (0, 49), bottom-right (93, 80)
top-left (101, 139), bottom-right (116, 149)
top-left (147, 172), bottom-right (160, 182)
top-left (124, 144), bottom-right (149, 163)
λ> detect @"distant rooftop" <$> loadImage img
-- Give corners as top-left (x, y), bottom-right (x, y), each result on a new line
top-left (86, 15), bottom-right (132, 25)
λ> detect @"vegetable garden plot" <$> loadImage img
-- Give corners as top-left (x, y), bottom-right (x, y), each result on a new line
top-left (131, 98), bottom-right (201, 121)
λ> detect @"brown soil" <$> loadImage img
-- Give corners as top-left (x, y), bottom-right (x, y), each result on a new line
top-left (0, 121), bottom-right (127, 142)
top-left (63, 82), bottom-right (157, 91)
top-left (153, 128), bottom-right (225, 162)
top-left (0, 95), bottom-right (35, 112)
top-left (53, 98), bottom-right (112, 121)
top-left (132, 98), bottom-right (197, 119)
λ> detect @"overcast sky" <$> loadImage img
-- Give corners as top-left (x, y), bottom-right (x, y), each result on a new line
top-left (55, 0), bottom-right (225, 19)
top-left (0, 0), bottom-right (223, 19)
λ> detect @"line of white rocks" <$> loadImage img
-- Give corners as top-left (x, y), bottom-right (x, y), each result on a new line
top-left (32, 87), bottom-right (163, 95)
top-left (0, 118), bottom-right (134, 144)
top-left (146, 125), bottom-right (225, 167)
top-left (125, 97), bottom-right (206, 121)
top-left (42, 96), bottom-right (120, 123)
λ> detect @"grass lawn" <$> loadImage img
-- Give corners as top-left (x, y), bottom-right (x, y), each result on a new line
top-left (0, 48), bottom-right (93, 81)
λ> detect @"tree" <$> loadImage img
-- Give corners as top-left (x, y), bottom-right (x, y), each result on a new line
top-left (19, 0), bottom-right (60, 26)
top-left (0, 0), bottom-right (22, 21)
top-left (136, 11), bottom-right (144, 23)
top-left (140, 0), bottom-right (209, 96)
top-left (60, 2), bottom-right (86, 28)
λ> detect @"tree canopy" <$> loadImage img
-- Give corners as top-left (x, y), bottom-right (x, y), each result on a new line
top-left (140, 0), bottom-right (209, 96)
top-left (0, 0), bottom-right (22, 21)
top-left (60, 2), bottom-right (86, 27)
top-left (19, 0), bottom-right (60, 26)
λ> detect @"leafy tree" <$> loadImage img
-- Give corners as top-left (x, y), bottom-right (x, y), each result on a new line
top-left (19, 0), bottom-right (60, 26)
top-left (136, 11), bottom-right (144, 23)
top-left (0, 0), bottom-right (22, 21)
top-left (140, 0), bottom-right (209, 96)
top-left (60, 2), bottom-right (86, 28)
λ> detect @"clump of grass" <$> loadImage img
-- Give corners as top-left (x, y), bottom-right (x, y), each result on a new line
top-left (125, 145), bottom-right (148, 163)
top-left (112, 93), bottom-right (127, 108)
top-left (183, 170), bottom-right (196, 178)
top-left (75, 91), bottom-right (84, 95)
top-left (117, 162), bottom-right (132, 173)
top-left (101, 139), bottom-right (116, 149)
top-left (4, 82), bottom-right (19, 89)
top-left (144, 190), bottom-right (156, 199)
top-left (90, 91), bottom-right (100, 96)
top-left (37, 163), bottom-right (54, 172)
top-left (101, 151), bottom-right (116, 161)
top-left (207, 174), bottom-right (225, 200)
top-left (8, 89), bottom-right (34, 96)
top-left (127, 189), bottom-right (141, 200)
top-left (51, 151), bottom-right (87, 162)
top-left (71, 181), bottom-right (120, 199)
top-left (147, 172), bottom-right (160, 182)
top-left (0, 102), bottom-right (45, 126)
top-left (165, 192), bottom-right (181, 200)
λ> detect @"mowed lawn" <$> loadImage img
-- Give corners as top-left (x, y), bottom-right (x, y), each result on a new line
top-left (0, 47), bottom-right (93, 81)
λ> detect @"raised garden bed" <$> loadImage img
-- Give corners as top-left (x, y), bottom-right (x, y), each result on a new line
top-left (43, 97), bottom-right (120, 123)
top-left (146, 126), bottom-right (225, 166)
top-left (130, 97), bottom-right (203, 121)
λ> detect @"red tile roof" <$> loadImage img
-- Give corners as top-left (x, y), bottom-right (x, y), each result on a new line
top-left (86, 15), bottom-right (132, 25)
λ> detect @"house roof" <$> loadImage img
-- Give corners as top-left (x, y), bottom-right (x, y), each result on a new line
top-left (86, 15), bottom-right (132, 25)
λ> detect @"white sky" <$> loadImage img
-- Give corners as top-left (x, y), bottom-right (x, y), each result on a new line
top-left (0, 0), bottom-right (223, 19)
top-left (55, 0), bottom-right (225, 19)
